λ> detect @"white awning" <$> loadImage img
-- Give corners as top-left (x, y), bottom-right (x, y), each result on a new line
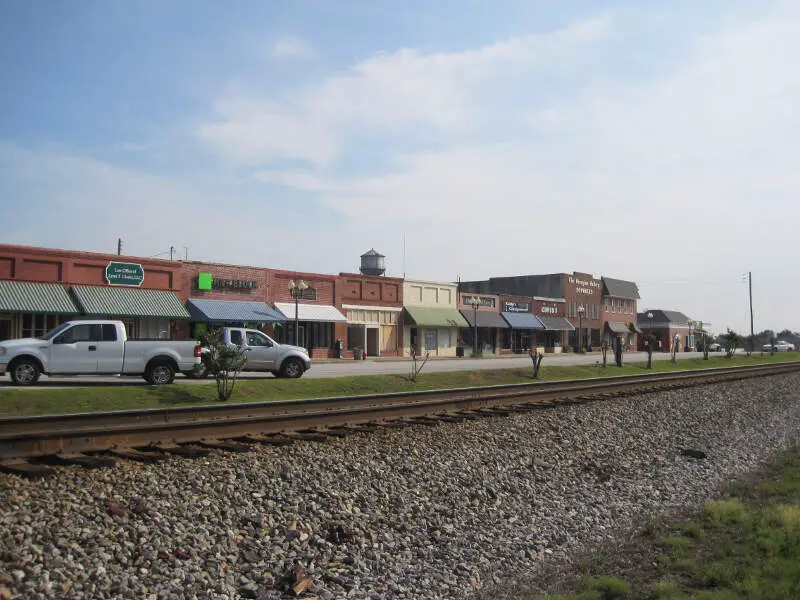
top-left (274, 302), bottom-right (348, 322)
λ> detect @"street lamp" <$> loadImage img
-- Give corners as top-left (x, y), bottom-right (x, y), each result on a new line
top-left (647, 311), bottom-right (654, 348)
top-left (288, 279), bottom-right (308, 346)
top-left (470, 296), bottom-right (481, 355)
top-left (577, 304), bottom-right (585, 352)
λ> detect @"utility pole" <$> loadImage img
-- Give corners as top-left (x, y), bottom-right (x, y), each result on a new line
top-left (169, 246), bottom-right (175, 261)
top-left (748, 271), bottom-right (754, 342)
top-left (117, 238), bottom-right (123, 256)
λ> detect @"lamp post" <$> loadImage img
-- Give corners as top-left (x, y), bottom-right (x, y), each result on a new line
top-left (577, 304), bottom-right (585, 352)
top-left (647, 311), bottom-right (654, 348)
top-left (288, 279), bottom-right (308, 346)
top-left (470, 296), bottom-right (481, 355)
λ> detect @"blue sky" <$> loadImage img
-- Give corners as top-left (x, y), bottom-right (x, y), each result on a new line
top-left (1, 1), bottom-right (798, 334)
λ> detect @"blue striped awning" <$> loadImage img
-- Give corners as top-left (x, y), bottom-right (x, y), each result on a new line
top-left (501, 312), bottom-right (544, 329)
top-left (187, 299), bottom-right (285, 323)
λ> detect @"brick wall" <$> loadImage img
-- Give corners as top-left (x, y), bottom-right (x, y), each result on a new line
top-left (337, 273), bottom-right (403, 307)
top-left (0, 243), bottom-right (181, 291)
top-left (181, 261), bottom-right (269, 303)
top-left (563, 272), bottom-right (603, 348)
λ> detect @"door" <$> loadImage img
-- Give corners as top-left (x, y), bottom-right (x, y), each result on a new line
top-left (49, 323), bottom-right (102, 373)
top-left (245, 330), bottom-right (277, 370)
top-left (366, 327), bottom-right (380, 357)
top-left (0, 317), bottom-right (12, 341)
top-left (96, 324), bottom-right (125, 373)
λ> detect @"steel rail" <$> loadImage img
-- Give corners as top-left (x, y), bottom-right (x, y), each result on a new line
top-left (0, 362), bottom-right (798, 461)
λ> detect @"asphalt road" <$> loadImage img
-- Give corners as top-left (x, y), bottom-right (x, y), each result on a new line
top-left (0, 351), bottom-right (725, 388)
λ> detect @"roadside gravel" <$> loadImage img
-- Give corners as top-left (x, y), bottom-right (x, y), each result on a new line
top-left (2, 374), bottom-right (800, 599)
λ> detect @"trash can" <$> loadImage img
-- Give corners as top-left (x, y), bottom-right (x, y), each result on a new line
top-left (353, 348), bottom-right (364, 360)
top-left (456, 346), bottom-right (464, 358)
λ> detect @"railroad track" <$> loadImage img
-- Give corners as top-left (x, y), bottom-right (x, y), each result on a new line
top-left (1, 362), bottom-right (798, 477)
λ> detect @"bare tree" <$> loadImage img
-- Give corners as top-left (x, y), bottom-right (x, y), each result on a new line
top-left (408, 348), bottom-right (430, 382)
top-left (614, 334), bottom-right (624, 367)
top-left (670, 334), bottom-right (680, 363)
top-left (529, 348), bottom-right (544, 379)
top-left (600, 341), bottom-right (610, 367)
top-left (200, 329), bottom-right (248, 401)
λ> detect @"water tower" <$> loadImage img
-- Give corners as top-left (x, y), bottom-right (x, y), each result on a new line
top-left (360, 248), bottom-right (386, 276)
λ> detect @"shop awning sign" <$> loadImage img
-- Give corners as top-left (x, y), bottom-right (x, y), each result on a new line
top-left (105, 262), bottom-right (144, 287)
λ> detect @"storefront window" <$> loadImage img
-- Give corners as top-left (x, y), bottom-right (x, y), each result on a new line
top-left (424, 329), bottom-right (437, 351)
top-left (22, 314), bottom-right (63, 339)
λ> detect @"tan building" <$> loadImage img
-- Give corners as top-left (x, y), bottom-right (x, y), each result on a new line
top-left (402, 279), bottom-right (468, 357)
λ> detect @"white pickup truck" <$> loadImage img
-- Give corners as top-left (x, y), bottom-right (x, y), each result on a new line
top-left (0, 320), bottom-right (201, 385)
top-left (191, 327), bottom-right (311, 379)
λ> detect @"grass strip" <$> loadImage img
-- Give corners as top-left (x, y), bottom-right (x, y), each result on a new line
top-left (525, 445), bottom-right (800, 600)
top-left (0, 353), bottom-right (798, 418)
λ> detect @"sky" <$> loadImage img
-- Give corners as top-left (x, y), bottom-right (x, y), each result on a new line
top-left (0, 1), bottom-right (798, 335)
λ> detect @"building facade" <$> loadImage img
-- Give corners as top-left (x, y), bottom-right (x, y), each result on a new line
top-left (637, 310), bottom-right (695, 352)
top-left (0, 244), bottom-right (189, 341)
top-left (457, 291), bottom-right (509, 355)
top-left (498, 295), bottom-right (544, 353)
top-left (338, 273), bottom-right (403, 357)
top-left (402, 279), bottom-right (467, 357)
top-left (601, 277), bottom-right (640, 349)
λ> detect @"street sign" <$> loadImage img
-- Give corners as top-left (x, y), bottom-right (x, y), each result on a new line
top-left (105, 262), bottom-right (144, 287)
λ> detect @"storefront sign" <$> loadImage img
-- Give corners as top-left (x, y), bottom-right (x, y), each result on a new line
top-left (540, 305), bottom-right (559, 315)
top-left (197, 273), bottom-right (257, 290)
top-left (105, 262), bottom-right (144, 287)
top-left (568, 276), bottom-right (601, 296)
top-left (290, 287), bottom-right (317, 300)
top-left (504, 301), bottom-right (530, 312)
top-left (462, 295), bottom-right (495, 308)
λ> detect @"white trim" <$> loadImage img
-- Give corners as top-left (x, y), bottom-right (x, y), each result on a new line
top-left (341, 304), bottom-right (402, 312)
top-left (533, 296), bottom-right (566, 303)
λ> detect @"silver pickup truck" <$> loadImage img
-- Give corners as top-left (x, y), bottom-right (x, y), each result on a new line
top-left (191, 327), bottom-right (311, 379)
top-left (0, 320), bottom-right (201, 385)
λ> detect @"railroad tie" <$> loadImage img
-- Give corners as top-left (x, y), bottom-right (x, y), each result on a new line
top-left (135, 444), bottom-right (212, 458)
top-left (182, 440), bottom-right (252, 453)
top-left (29, 453), bottom-right (116, 469)
top-left (282, 432), bottom-right (330, 443)
top-left (101, 449), bottom-right (168, 463)
top-left (231, 434), bottom-right (296, 446)
top-left (0, 459), bottom-right (55, 479)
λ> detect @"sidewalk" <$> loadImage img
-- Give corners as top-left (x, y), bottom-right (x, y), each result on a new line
top-left (313, 351), bottom-right (647, 365)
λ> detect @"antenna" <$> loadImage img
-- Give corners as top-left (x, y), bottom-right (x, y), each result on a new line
top-left (402, 232), bottom-right (406, 278)
top-left (169, 246), bottom-right (175, 261)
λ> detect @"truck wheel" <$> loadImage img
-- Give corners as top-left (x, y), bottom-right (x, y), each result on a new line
top-left (9, 358), bottom-right (41, 386)
top-left (146, 361), bottom-right (175, 385)
top-left (280, 358), bottom-right (305, 379)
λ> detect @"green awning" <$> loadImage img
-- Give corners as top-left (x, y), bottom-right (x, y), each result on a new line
top-left (72, 285), bottom-right (190, 319)
top-left (403, 306), bottom-right (469, 328)
top-left (0, 280), bottom-right (80, 314)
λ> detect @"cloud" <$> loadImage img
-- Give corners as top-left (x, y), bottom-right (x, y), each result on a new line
top-left (269, 35), bottom-right (314, 59)
top-left (196, 17), bottom-right (611, 166)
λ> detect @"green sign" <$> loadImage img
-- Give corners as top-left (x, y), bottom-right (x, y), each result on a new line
top-left (198, 272), bottom-right (213, 290)
top-left (105, 262), bottom-right (144, 287)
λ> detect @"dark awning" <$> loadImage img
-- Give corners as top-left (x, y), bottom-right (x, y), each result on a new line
top-left (403, 306), bottom-right (469, 328)
top-left (501, 312), bottom-right (544, 329)
top-left (73, 285), bottom-right (190, 319)
top-left (605, 321), bottom-right (630, 334)
top-left (0, 281), bottom-right (80, 314)
top-left (537, 315), bottom-right (575, 331)
top-left (188, 299), bottom-right (285, 323)
top-left (460, 310), bottom-right (510, 328)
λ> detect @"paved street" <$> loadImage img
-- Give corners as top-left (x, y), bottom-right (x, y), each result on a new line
top-left (0, 351), bottom-right (723, 388)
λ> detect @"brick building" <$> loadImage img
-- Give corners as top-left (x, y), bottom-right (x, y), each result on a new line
top-left (457, 291), bottom-right (508, 355)
top-left (637, 310), bottom-right (695, 352)
top-left (0, 243), bottom-right (189, 341)
top-left (601, 277), bottom-right (640, 349)
top-left (337, 272), bottom-right (403, 357)
top-left (497, 295), bottom-right (544, 354)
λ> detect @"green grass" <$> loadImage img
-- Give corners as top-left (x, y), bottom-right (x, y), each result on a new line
top-left (0, 353), bottom-right (798, 417)
top-left (523, 447), bottom-right (800, 600)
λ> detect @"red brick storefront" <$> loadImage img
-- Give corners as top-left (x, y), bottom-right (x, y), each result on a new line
top-left (337, 273), bottom-right (404, 357)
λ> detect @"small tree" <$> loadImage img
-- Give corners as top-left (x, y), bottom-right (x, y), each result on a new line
top-left (199, 329), bottom-right (248, 401)
top-left (529, 348), bottom-right (544, 378)
top-left (642, 331), bottom-right (656, 369)
top-left (600, 341), bottom-right (610, 367)
top-left (702, 331), bottom-right (709, 360)
top-left (670, 334), bottom-right (680, 363)
top-left (408, 348), bottom-right (430, 382)
top-left (721, 329), bottom-right (744, 359)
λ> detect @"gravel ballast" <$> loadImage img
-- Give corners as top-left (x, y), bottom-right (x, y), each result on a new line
top-left (2, 373), bottom-right (800, 599)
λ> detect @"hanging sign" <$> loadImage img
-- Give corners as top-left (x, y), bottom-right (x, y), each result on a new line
top-left (105, 262), bottom-right (144, 287)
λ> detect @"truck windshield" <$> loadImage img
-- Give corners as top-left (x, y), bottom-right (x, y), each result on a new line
top-left (39, 322), bottom-right (72, 341)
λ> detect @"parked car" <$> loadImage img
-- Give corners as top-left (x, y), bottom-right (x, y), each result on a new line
top-left (191, 327), bottom-right (311, 379)
top-left (763, 341), bottom-right (796, 352)
top-left (708, 342), bottom-right (722, 352)
top-left (0, 320), bottom-right (201, 386)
